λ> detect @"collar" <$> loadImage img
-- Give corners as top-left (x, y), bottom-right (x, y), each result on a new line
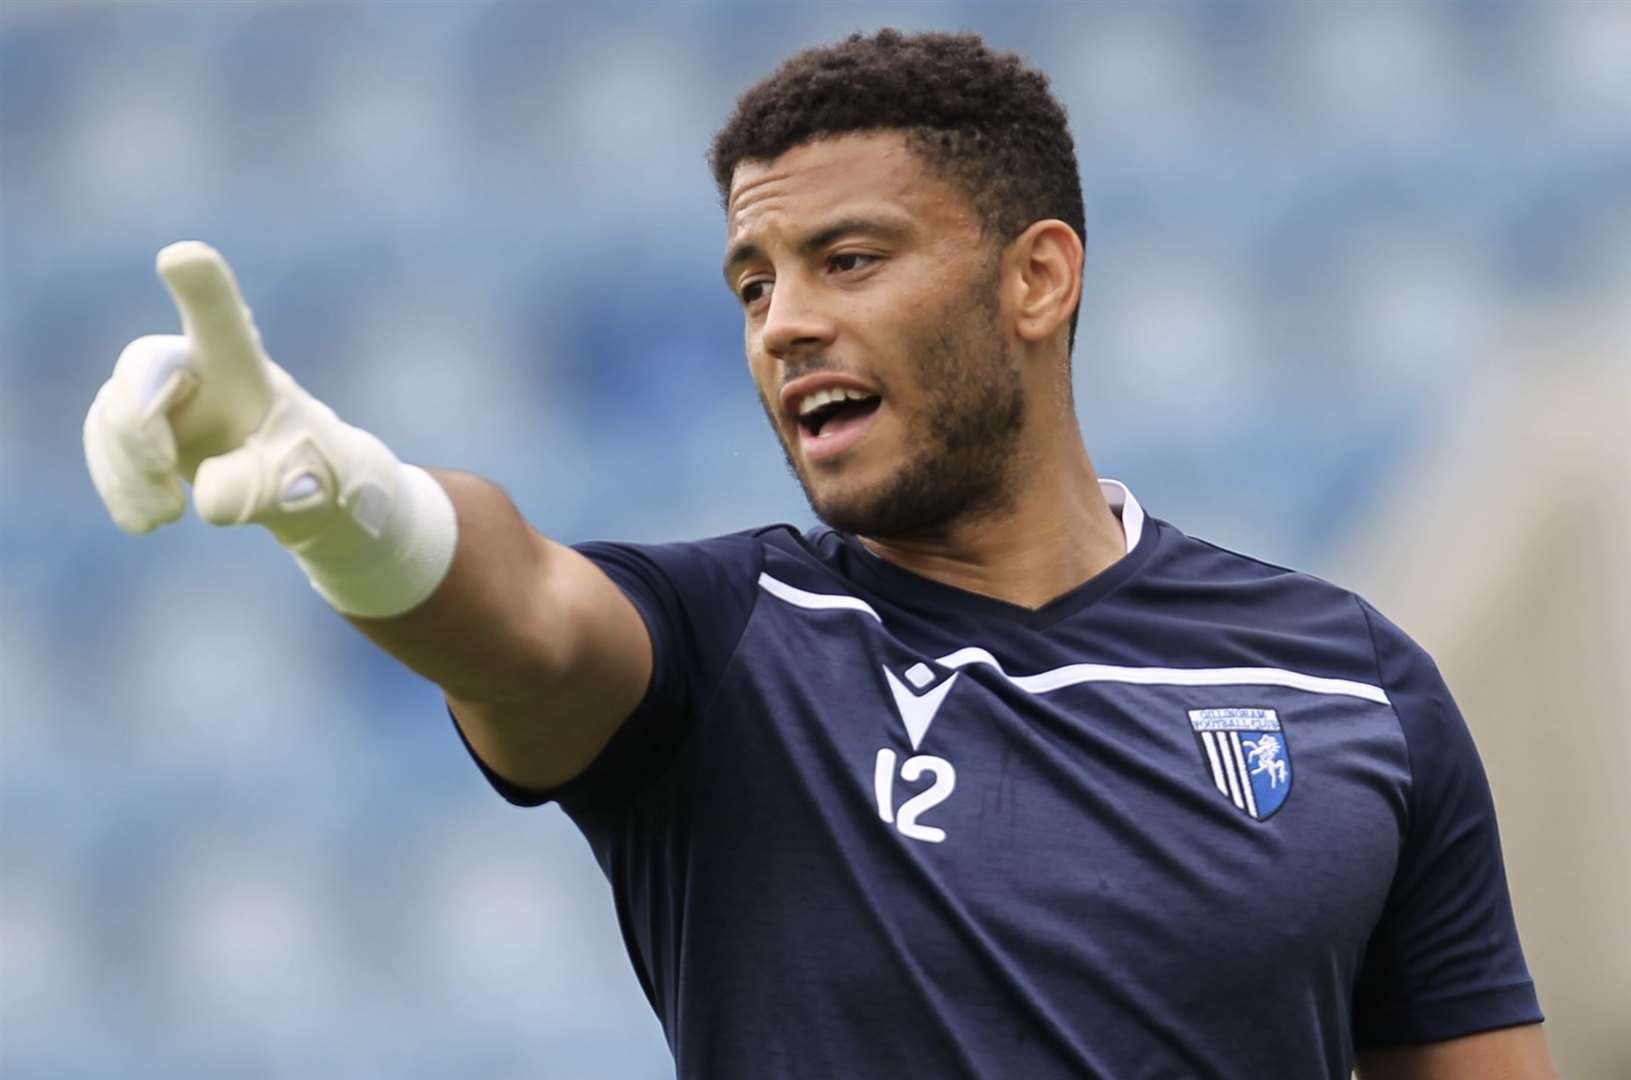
top-left (1100, 478), bottom-right (1144, 554)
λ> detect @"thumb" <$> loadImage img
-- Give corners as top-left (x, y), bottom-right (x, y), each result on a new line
top-left (193, 432), bottom-right (339, 539)
top-left (192, 442), bottom-right (273, 527)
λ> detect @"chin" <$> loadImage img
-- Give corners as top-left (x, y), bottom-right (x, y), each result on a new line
top-left (805, 483), bottom-right (876, 533)
top-left (806, 478), bottom-right (952, 541)
top-left (802, 437), bottom-right (1018, 540)
top-left (801, 469), bottom-right (885, 532)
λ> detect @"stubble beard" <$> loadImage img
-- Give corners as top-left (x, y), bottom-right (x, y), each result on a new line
top-left (765, 277), bottom-right (1028, 542)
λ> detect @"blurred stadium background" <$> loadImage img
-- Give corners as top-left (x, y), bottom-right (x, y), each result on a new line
top-left (2, 2), bottom-right (1626, 1077)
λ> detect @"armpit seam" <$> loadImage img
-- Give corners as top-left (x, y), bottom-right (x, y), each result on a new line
top-left (559, 537), bottom-right (766, 815)
top-left (1357, 596), bottom-right (1416, 839)
top-left (693, 539), bottom-right (768, 719)
top-left (580, 541), bottom-right (765, 818)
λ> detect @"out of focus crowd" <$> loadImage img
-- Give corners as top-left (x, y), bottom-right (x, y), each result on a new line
top-left (2, 4), bottom-right (1625, 1077)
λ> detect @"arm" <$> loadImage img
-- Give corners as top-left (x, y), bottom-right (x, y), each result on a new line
top-left (85, 243), bottom-right (647, 791)
top-left (348, 469), bottom-right (651, 791)
top-left (1356, 1024), bottom-right (1558, 1080)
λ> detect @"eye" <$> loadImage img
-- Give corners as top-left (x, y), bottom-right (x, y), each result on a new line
top-left (740, 278), bottom-right (772, 306)
top-left (830, 252), bottom-right (878, 273)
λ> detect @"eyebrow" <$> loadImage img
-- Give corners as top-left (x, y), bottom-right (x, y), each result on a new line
top-left (721, 215), bottom-right (913, 284)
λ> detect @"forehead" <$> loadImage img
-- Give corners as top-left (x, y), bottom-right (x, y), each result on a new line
top-left (725, 132), bottom-right (974, 244)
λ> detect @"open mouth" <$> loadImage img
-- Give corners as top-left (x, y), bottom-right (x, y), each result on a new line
top-left (799, 392), bottom-right (883, 438)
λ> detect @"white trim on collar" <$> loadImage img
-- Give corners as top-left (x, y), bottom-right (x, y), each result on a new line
top-left (1099, 479), bottom-right (1144, 554)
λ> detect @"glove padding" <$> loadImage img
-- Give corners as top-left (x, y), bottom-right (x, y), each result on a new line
top-left (85, 242), bottom-right (456, 617)
top-left (83, 331), bottom-right (198, 535)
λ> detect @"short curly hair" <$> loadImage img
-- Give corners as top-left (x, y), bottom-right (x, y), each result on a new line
top-left (709, 29), bottom-right (1086, 344)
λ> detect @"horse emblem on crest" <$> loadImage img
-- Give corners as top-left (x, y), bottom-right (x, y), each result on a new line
top-left (1187, 707), bottom-right (1293, 820)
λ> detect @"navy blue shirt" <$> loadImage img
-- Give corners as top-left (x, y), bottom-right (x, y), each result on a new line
top-left (454, 483), bottom-right (1541, 1079)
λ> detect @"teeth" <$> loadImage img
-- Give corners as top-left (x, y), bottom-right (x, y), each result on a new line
top-left (797, 385), bottom-right (873, 417)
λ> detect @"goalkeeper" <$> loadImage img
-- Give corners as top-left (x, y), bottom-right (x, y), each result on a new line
top-left (84, 30), bottom-right (1555, 1080)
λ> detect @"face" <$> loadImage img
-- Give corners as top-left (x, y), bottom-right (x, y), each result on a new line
top-left (724, 133), bottom-right (1027, 540)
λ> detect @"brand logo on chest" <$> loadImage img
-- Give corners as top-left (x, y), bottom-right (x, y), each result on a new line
top-left (883, 661), bottom-right (960, 750)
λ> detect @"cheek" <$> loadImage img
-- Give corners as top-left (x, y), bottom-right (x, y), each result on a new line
top-left (746, 347), bottom-right (771, 392)
top-left (746, 352), bottom-right (780, 417)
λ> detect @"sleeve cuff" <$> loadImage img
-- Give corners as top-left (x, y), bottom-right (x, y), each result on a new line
top-left (1355, 980), bottom-right (1544, 1048)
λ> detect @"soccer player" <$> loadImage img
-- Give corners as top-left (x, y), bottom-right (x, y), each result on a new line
top-left (84, 30), bottom-right (1556, 1080)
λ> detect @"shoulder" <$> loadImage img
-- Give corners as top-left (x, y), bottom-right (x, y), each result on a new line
top-left (1140, 520), bottom-right (1466, 761)
top-left (1142, 520), bottom-right (1363, 609)
top-left (574, 523), bottom-right (814, 600)
top-left (576, 524), bottom-right (776, 577)
top-left (1125, 519), bottom-right (1396, 680)
top-left (571, 523), bottom-right (856, 644)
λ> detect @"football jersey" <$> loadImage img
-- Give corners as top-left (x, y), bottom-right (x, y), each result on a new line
top-left (453, 482), bottom-right (1541, 1079)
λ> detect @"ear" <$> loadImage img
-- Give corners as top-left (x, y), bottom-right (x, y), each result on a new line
top-left (1005, 219), bottom-right (1083, 345)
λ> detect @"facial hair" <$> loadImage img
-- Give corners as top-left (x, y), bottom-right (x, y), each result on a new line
top-left (762, 270), bottom-right (1027, 541)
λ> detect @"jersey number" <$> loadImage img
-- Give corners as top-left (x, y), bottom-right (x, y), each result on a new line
top-left (873, 748), bottom-right (957, 843)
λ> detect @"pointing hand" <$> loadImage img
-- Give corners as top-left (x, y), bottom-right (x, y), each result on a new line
top-left (84, 243), bottom-right (456, 617)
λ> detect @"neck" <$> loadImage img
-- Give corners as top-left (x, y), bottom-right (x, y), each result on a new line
top-left (858, 433), bottom-right (1125, 610)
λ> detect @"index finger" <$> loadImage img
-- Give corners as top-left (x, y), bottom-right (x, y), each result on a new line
top-left (156, 241), bottom-right (269, 385)
top-left (154, 241), bottom-right (276, 457)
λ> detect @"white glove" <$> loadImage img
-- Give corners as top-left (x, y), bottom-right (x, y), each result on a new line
top-left (84, 242), bottom-right (457, 618)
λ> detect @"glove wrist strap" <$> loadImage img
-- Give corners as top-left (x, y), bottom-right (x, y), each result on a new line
top-left (291, 464), bottom-right (457, 619)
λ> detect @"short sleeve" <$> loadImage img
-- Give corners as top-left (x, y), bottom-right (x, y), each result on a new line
top-left (451, 531), bottom-right (764, 811)
top-left (1351, 601), bottom-right (1544, 1047)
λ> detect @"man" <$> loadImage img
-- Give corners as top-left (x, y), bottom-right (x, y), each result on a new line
top-left (84, 29), bottom-right (1554, 1080)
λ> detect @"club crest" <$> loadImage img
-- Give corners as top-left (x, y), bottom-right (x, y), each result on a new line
top-left (1187, 707), bottom-right (1291, 820)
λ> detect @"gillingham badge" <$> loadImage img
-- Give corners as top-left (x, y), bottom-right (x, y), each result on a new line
top-left (1187, 707), bottom-right (1291, 820)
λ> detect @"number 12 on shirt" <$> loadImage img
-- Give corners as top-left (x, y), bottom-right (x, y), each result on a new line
top-left (874, 748), bottom-right (958, 843)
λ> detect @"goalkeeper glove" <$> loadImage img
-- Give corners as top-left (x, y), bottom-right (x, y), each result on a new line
top-left (83, 241), bottom-right (457, 618)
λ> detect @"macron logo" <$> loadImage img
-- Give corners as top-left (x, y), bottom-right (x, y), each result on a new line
top-left (883, 663), bottom-right (960, 751)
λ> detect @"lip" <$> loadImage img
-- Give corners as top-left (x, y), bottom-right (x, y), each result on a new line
top-left (778, 372), bottom-right (882, 423)
top-left (798, 400), bottom-right (881, 463)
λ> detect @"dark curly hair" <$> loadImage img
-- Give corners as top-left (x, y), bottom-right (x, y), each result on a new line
top-left (709, 29), bottom-right (1086, 345)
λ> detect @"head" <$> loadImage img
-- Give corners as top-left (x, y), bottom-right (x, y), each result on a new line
top-left (711, 30), bottom-right (1086, 541)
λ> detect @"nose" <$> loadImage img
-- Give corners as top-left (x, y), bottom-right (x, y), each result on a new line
top-left (759, 276), bottom-right (836, 361)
